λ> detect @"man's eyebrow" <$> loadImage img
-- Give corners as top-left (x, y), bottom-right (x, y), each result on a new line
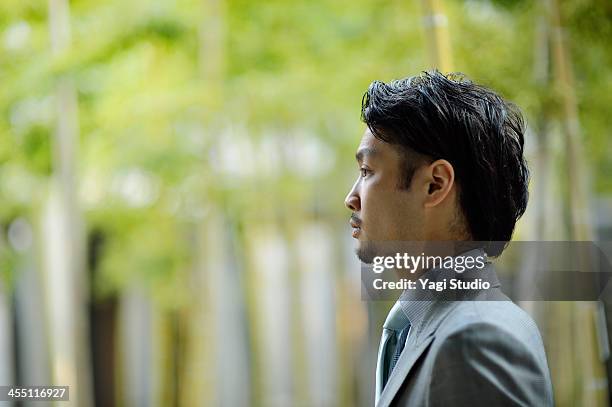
top-left (355, 147), bottom-right (378, 162)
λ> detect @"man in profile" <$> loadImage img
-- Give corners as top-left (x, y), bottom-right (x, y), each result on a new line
top-left (345, 71), bottom-right (553, 406)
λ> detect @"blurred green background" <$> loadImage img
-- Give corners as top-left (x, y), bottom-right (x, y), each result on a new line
top-left (1, 0), bottom-right (611, 406)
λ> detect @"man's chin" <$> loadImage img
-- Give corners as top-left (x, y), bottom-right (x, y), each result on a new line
top-left (356, 240), bottom-right (378, 264)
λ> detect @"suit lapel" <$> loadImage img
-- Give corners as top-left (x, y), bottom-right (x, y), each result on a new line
top-left (376, 333), bottom-right (435, 407)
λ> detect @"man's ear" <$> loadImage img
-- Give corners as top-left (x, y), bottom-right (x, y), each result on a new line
top-left (424, 159), bottom-right (455, 208)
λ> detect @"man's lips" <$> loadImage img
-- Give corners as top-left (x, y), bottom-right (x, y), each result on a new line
top-left (350, 215), bottom-right (361, 238)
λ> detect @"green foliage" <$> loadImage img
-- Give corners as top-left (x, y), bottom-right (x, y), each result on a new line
top-left (91, 207), bottom-right (193, 308)
top-left (0, 0), bottom-right (610, 304)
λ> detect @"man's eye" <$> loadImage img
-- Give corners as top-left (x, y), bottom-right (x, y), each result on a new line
top-left (360, 168), bottom-right (371, 177)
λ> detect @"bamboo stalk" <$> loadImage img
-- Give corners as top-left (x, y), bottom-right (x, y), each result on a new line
top-left (530, 1), bottom-right (609, 405)
top-left (46, 0), bottom-right (93, 405)
top-left (421, 0), bottom-right (453, 72)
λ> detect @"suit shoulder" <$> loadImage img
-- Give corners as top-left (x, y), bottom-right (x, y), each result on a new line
top-left (436, 300), bottom-right (544, 348)
top-left (427, 308), bottom-right (554, 406)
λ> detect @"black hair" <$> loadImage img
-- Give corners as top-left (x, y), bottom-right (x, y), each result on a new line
top-left (361, 71), bottom-right (529, 253)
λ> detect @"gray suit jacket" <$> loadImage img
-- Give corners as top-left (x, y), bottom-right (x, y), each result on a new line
top-left (376, 264), bottom-right (554, 407)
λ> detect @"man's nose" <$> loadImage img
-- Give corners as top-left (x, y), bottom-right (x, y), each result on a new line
top-left (345, 182), bottom-right (360, 212)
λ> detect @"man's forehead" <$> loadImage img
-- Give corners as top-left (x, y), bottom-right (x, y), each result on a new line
top-left (356, 128), bottom-right (391, 159)
top-left (358, 127), bottom-right (377, 146)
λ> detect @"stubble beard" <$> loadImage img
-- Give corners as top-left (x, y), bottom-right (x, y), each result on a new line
top-left (356, 240), bottom-right (379, 264)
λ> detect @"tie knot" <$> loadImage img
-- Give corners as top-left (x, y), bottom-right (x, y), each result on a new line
top-left (383, 302), bottom-right (410, 331)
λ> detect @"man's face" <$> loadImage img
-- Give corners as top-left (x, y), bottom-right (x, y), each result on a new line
top-left (345, 128), bottom-right (426, 262)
